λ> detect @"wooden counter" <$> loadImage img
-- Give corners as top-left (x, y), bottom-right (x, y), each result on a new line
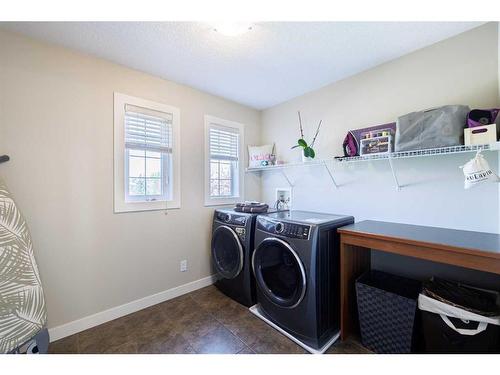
top-left (338, 220), bottom-right (500, 340)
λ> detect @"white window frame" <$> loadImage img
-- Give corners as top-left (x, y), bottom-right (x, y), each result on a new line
top-left (204, 115), bottom-right (244, 206)
top-left (114, 92), bottom-right (181, 213)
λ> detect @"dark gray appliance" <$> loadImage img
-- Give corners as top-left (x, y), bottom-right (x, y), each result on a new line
top-left (211, 208), bottom-right (259, 307)
top-left (250, 210), bottom-right (354, 353)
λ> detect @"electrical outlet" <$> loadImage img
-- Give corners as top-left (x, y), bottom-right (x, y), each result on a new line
top-left (180, 260), bottom-right (187, 272)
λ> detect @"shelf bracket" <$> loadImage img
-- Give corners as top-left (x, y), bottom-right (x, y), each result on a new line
top-left (280, 170), bottom-right (294, 188)
top-left (388, 156), bottom-right (401, 191)
top-left (323, 162), bottom-right (339, 189)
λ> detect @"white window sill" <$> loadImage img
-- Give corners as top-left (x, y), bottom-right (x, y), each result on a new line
top-left (204, 197), bottom-right (240, 207)
top-left (114, 199), bottom-right (181, 213)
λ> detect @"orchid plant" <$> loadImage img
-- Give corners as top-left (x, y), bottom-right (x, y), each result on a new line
top-left (291, 111), bottom-right (323, 159)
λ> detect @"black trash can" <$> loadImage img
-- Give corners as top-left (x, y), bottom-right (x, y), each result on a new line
top-left (356, 270), bottom-right (422, 353)
top-left (419, 278), bottom-right (500, 353)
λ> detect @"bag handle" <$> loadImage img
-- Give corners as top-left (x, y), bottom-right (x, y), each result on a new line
top-left (440, 315), bottom-right (488, 336)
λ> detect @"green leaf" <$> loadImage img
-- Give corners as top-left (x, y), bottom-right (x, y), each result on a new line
top-left (297, 138), bottom-right (307, 148)
top-left (303, 147), bottom-right (311, 157)
top-left (309, 148), bottom-right (316, 158)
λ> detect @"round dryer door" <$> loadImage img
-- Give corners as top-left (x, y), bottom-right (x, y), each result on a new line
top-left (211, 225), bottom-right (244, 279)
top-left (252, 237), bottom-right (306, 308)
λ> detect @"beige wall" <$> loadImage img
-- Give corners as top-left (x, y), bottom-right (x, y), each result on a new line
top-left (260, 22), bottom-right (499, 232)
top-left (262, 23), bottom-right (499, 166)
top-left (260, 23), bottom-right (500, 288)
top-left (2, 22), bottom-right (499, 332)
top-left (0, 30), bottom-right (261, 329)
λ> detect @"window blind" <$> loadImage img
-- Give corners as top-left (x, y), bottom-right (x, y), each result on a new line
top-left (209, 125), bottom-right (239, 161)
top-left (125, 104), bottom-right (172, 153)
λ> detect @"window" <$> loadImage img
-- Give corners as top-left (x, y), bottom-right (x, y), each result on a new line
top-left (205, 115), bottom-right (244, 206)
top-left (124, 106), bottom-right (172, 202)
top-left (114, 93), bottom-right (180, 213)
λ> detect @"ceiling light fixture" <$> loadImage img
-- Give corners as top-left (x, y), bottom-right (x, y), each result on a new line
top-left (212, 22), bottom-right (253, 37)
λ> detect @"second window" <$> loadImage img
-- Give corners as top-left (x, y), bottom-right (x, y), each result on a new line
top-left (205, 116), bottom-right (244, 206)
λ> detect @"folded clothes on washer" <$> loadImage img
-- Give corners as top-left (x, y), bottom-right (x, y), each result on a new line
top-left (234, 202), bottom-right (269, 213)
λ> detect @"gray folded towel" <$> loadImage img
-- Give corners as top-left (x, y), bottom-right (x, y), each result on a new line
top-left (234, 202), bottom-right (269, 213)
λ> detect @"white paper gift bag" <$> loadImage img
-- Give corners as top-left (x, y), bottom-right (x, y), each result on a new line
top-left (461, 151), bottom-right (499, 189)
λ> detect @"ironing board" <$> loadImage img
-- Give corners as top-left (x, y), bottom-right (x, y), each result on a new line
top-left (0, 179), bottom-right (47, 353)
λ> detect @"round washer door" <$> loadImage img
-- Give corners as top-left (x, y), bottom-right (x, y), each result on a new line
top-left (252, 237), bottom-right (306, 308)
top-left (211, 225), bottom-right (244, 279)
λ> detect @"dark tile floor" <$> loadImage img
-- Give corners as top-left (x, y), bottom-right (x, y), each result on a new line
top-left (49, 285), bottom-right (372, 354)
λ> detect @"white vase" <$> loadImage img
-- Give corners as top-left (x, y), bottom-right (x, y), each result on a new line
top-left (302, 154), bottom-right (314, 163)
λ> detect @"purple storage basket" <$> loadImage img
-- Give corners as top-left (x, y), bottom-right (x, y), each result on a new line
top-left (343, 123), bottom-right (396, 157)
top-left (467, 109), bottom-right (499, 128)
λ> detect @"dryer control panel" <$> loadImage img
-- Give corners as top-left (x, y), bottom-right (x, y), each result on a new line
top-left (257, 217), bottom-right (311, 240)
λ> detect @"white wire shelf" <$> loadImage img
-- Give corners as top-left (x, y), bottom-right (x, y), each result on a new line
top-left (245, 142), bottom-right (500, 191)
top-left (334, 142), bottom-right (499, 163)
top-left (246, 159), bottom-right (325, 172)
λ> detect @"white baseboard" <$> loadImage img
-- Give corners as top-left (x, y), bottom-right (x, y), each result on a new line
top-left (48, 275), bottom-right (217, 342)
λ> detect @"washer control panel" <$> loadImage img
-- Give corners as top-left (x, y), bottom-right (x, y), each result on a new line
top-left (257, 217), bottom-right (311, 240)
top-left (216, 211), bottom-right (247, 226)
top-left (279, 222), bottom-right (310, 239)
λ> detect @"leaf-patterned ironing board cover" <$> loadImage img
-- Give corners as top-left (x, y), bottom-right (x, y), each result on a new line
top-left (0, 179), bottom-right (47, 353)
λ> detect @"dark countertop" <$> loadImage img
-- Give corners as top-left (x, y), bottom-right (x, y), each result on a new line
top-left (338, 220), bottom-right (500, 258)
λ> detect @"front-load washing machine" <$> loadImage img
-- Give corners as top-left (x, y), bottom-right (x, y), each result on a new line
top-left (250, 210), bottom-right (354, 353)
top-left (211, 208), bottom-right (261, 307)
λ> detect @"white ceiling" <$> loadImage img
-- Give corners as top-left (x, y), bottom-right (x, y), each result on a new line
top-left (0, 22), bottom-right (484, 109)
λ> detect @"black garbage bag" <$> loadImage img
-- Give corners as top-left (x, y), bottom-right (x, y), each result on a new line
top-left (419, 278), bottom-right (500, 353)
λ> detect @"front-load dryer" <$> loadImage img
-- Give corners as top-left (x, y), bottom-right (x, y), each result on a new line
top-left (211, 209), bottom-right (258, 307)
top-left (251, 210), bottom-right (354, 353)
